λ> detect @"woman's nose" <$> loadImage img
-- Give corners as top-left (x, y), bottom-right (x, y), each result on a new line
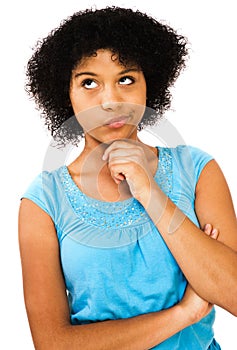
top-left (100, 87), bottom-right (122, 111)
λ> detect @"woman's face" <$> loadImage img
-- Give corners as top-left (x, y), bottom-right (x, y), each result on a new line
top-left (69, 49), bottom-right (147, 144)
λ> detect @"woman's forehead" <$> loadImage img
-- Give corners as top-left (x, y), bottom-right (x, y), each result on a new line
top-left (74, 49), bottom-right (140, 70)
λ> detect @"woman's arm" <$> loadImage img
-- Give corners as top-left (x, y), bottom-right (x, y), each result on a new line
top-left (103, 141), bottom-right (237, 316)
top-left (143, 159), bottom-right (237, 315)
top-left (18, 199), bottom-right (210, 350)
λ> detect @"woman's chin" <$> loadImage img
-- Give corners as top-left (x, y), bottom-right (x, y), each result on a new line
top-left (86, 125), bottom-right (138, 145)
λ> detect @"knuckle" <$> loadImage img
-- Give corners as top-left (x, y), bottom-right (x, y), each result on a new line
top-left (109, 163), bottom-right (118, 173)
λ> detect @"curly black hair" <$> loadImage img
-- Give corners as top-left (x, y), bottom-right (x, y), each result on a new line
top-left (26, 6), bottom-right (189, 146)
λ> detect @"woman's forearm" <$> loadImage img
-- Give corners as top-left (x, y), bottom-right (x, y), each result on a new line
top-left (142, 185), bottom-right (237, 315)
top-left (34, 304), bottom-right (194, 350)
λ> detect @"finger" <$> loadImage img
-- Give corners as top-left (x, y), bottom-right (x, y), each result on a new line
top-left (102, 140), bottom-right (135, 161)
top-left (113, 174), bottom-right (126, 185)
top-left (115, 172), bottom-right (126, 181)
top-left (104, 150), bottom-right (135, 164)
top-left (204, 224), bottom-right (212, 235)
top-left (108, 162), bottom-right (127, 184)
top-left (210, 228), bottom-right (219, 239)
top-left (203, 224), bottom-right (219, 239)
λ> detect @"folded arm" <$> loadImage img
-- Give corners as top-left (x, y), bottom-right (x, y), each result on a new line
top-left (103, 141), bottom-right (237, 316)
top-left (143, 160), bottom-right (237, 315)
top-left (18, 198), bottom-right (211, 349)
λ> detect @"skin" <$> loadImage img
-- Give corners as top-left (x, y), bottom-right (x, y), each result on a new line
top-left (68, 50), bottom-right (157, 202)
top-left (19, 49), bottom-right (237, 349)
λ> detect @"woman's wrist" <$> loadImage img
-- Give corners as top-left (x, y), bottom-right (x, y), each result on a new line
top-left (177, 284), bottom-right (213, 326)
top-left (172, 303), bottom-right (194, 329)
top-left (138, 180), bottom-right (167, 220)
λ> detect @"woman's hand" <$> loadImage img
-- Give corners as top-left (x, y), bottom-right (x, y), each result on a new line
top-left (102, 140), bottom-right (157, 203)
top-left (179, 224), bottom-right (219, 324)
top-left (179, 283), bottom-right (213, 324)
top-left (203, 223), bottom-right (219, 239)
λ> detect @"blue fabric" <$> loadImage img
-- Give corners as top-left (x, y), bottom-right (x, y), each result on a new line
top-left (22, 145), bottom-right (221, 349)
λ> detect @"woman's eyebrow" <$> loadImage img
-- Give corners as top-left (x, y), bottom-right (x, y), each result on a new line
top-left (118, 68), bottom-right (140, 75)
top-left (74, 71), bottom-right (97, 78)
top-left (74, 68), bottom-right (140, 78)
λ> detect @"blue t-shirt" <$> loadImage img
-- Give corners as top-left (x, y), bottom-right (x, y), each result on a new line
top-left (22, 145), bottom-right (221, 349)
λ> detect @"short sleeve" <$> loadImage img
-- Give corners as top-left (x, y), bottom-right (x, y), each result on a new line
top-left (170, 145), bottom-right (214, 224)
top-left (21, 171), bottom-right (56, 220)
top-left (172, 145), bottom-right (213, 184)
top-left (187, 145), bottom-right (214, 182)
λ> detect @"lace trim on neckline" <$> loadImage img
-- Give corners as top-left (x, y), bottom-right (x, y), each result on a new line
top-left (60, 147), bottom-right (172, 229)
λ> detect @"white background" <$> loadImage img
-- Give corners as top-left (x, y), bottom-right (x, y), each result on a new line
top-left (1, 0), bottom-right (236, 348)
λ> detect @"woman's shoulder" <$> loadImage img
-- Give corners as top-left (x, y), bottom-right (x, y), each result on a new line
top-left (20, 166), bottom-right (65, 217)
top-left (159, 144), bottom-right (214, 181)
top-left (23, 166), bottom-right (65, 193)
top-left (161, 144), bottom-right (213, 162)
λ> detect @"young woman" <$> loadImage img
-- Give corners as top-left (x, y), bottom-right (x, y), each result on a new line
top-left (18, 7), bottom-right (237, 349)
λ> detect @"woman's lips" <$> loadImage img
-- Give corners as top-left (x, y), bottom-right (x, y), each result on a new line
top-left (104, 116), bottom-right (129, 129)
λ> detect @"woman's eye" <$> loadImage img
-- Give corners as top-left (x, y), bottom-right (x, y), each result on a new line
top-left (82, 79), bottom-right (98, 89)
top-left (119, 76), bottom-right (135, 85)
